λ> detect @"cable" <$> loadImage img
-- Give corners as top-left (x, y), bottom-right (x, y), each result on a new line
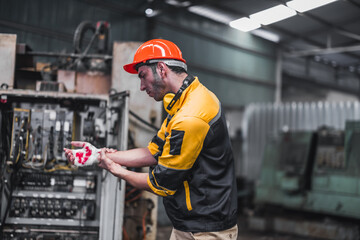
top-left (123, 227), bottom-right (130, 240)
top-left (142, 210), bottom-right (149, 240)
top-left (1, 142), bottom-right (22, 232)
top-left (129, 110), bottom-right (159, 132)
top-left (125, 187), bottom-right (138, 199)
top-left (125, 192), bottom-right (142, 204)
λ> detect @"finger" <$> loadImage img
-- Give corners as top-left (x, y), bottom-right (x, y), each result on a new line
top-left (71, 141), bottom-right (87, 148)
top-left (105, 148), bottom-right (117, 153)
top-left (100, 148), bottom-right (107, 158)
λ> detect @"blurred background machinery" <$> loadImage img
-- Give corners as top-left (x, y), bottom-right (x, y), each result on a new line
top-left (242, 102), bottom-right (360, 239)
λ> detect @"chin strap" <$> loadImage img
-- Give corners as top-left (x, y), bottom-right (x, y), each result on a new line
top-left (167, 75), bottom-right (195, 111)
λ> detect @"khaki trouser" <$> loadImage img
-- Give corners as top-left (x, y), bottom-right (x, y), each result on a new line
top-left (169, 224), bottom-right (238, 240)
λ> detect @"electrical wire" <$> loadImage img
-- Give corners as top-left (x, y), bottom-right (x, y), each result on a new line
top-left (125, 192), bottom-right (142, 204)
top-left (125, 187), bottom-right (138, 199)
top-left (1, 140), bottom-right (23, 231)
top-left (142, 210), bottom-right (148, 240)
top-left (123, 227), bottom-right (130, 240)
top-left (129, 110), bottom-right (159, 132)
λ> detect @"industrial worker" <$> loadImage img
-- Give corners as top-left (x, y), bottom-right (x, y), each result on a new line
top-left (65, 39), bottom-right (238, 239)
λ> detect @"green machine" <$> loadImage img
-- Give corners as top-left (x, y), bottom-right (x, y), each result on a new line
top-left (256, 121), bottom-right (360, 219)
top-left (255, 131), bottom-right (316, 209)
top-left (306, 121), bottom-right (360, 219)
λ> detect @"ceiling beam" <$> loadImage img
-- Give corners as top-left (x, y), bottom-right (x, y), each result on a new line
top-left (283, 72), bottom-right (360, 98)
top-left (275, 0), bottom-right (360, 42)
top-left (343, 0), bottom-right (360, 10)
top-left (281, 16), bottom-right (360, 45)
top-left (77, 0), bottom-right (145, 17)
top-left (285, 44), bottom-right (360, 58)
top-left (0, 19), bottom-right (73, 42)
top-left (156, 18), bottom-right (274, 59)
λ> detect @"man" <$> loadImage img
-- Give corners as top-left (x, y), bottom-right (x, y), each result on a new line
top-left (65, 39), bottom-right (238, 239)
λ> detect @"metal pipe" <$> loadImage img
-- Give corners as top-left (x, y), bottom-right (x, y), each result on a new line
top-left (275, 48), bottom-right (283, 103)
top-left (26, 51), bottom-right (113, 60)
top-left (285, 45), bottom-right (360, 58)
top-left (188, 62), bottom-right (276, 89)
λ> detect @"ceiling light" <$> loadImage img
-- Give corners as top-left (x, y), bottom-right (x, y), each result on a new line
top-left (188, 5), bottom-right (236, 24)
top-left (166, 0), bottom-right (191, 7)
top-left (251, 29), bottom-right (280, 42)
top-left (286, 0), bottom-right (338, 13)
top-left (250, 5), bottom-right (296, 25)
top-left (145, 8), bottom-right (153, 15)
top-left (145, 8), bottom-right (160, 17)
top-left (229, 17), bottom-right (260, 32)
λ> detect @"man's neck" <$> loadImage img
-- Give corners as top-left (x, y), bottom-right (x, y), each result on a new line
top-left (171, 73), bottom-right (189, 93)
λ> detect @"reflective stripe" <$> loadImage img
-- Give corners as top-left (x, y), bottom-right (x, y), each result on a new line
top-left (147, 175), bottom-right (167, 197)
top-left (147, 171), bottom-right (177, 197)
top-left (151, 135), bottom-right (165, 149)
top-left (208, 107), bottom-right (221, 127)
top-left (184, 181), bottom-right (192, 211)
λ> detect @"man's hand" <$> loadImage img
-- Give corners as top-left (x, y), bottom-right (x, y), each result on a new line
top-left (98, 148), bottom-right (122, 173)
top-left (64, 141), bottom-right (87, 164)
top-left (64, 141), bottom-right (117, 167)
top-left (97, 148), bottom-right (152, 192)
top-left (104, 148), bottom-right (117, 153)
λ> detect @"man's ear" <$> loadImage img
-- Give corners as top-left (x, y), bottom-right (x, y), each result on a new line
top-left (158, 62), bottom-right (167, 77)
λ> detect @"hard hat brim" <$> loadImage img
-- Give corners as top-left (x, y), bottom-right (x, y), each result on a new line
top-left (123, 62), bottom-right (138, 74)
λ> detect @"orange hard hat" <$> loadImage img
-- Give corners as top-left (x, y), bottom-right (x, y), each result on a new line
top-left (123, 39), bottom-right (186, 74)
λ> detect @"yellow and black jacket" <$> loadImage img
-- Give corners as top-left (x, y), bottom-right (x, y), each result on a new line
top-left (147, 76), bottom-right (238, 232)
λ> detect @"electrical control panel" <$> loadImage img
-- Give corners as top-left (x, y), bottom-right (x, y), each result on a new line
top-left (9, 109), bottom-right (30, 167)
top-left (315, 128), bottom-right (345, 169)
top-left (0, 90), bottom-right (129, 240)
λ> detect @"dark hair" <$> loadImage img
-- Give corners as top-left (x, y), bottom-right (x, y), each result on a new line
top-left (168, 65), bottom-right (187, 74)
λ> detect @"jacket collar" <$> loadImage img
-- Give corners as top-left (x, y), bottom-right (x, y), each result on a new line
top-left (163, 76), bottom-right (199, 115)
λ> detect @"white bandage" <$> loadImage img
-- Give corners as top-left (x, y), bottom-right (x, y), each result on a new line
top-left (71, 143), bottom-right (100, 167)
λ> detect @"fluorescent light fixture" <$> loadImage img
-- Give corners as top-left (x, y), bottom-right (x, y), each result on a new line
top-left (166, 0), bottom-right (191, 7)
top-left (229, 17), bottom-right (260, 32)
top-left (251, 29), bottom-right (280, 42)
top-left (188, 5), bottom-right (236, 24)
top-left (250, 4), bottom-right (296, 25)
top-left (286, 0), bottom-right (338, 13)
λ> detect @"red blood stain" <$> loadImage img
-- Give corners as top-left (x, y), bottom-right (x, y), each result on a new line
top-left (76, 152), bottom-right (84, 164)
top-left (85, 146), bottom-right (92, 157)
top-left (80, 146), bottom-right (93, 165)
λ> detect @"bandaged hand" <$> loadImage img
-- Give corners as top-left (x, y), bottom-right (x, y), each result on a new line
top-left (64, 141), bottom-right (101, 167)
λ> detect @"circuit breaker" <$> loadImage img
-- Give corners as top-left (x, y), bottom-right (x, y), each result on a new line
top-left (0, 90), bottom-right (129, 240)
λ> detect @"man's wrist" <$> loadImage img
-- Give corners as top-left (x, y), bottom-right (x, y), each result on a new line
top-left (109, 162), bottom-right (127, 179)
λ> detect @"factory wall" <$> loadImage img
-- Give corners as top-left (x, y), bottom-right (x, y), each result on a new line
top-left (0, 0), bottom-right (278, 108)
top-left (0, 0), bottom-right (147, 53)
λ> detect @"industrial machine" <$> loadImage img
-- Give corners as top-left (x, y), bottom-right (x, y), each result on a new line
top-left (306, 121), bottom-right (360, 219)
top-left (0, 90), bottom-right (129, 240)
top-left (255, 121), bottom-right (360, 220)
top-left (0, 24), bottom-right (158, 239)
top-left (255, 130), bottom-right (316, 209)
